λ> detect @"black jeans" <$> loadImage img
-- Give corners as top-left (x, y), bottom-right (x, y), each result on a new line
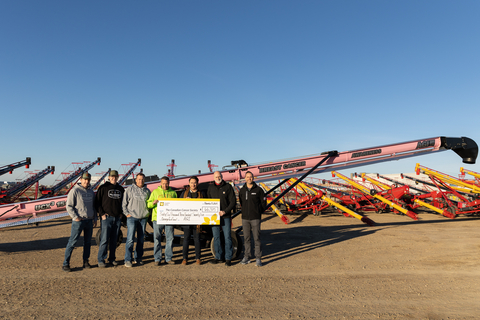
top-left (182, 225), bottom-right (201, 260)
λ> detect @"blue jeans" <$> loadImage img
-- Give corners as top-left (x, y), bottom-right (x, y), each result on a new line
top-left (153, 222), bottom-right (174, 262)
top-left (212, 217), bottom-right (232, 261)
top-left (97, 215), bottom-right (122, 263)
top-left (63, 219), bottom-right (93, 266)
top-left (125, 217), bottom-right (147, 263)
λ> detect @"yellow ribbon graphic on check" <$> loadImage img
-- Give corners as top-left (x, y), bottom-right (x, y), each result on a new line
top-left (202, 214), bottom-right (219, 225)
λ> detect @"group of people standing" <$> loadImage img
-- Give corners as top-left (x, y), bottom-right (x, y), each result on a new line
top-left (62, 170), bottom-right (266, 272)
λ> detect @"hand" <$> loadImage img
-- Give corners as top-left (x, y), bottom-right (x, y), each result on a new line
top-left (153, 200), bottom-right (158, 205)
top-left (126, 215), bottom-right (132, 218)
top-left (102, 215), bottom-right (107, 220)
top-left (74, 218), bottom-right (82, 222)
top-left (219, 210), bottom-right (225, 217)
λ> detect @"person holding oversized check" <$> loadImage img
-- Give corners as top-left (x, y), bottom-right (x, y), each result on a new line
top-left (147, 176), bottom-right (177, 265)
top-left (208, 171), bottom-right (236, 267)
top-left (180, 176), bottom-right (204, 265)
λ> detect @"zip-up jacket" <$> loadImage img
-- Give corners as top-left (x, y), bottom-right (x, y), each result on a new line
top-left (239, 182), bottom-right (266, 220)
top-left (146, 187), bottom-right (177, 221)
top-left (122, 183), bottom-right (151, 219)
top-left (66, 183), bottom-right (97, 221)
top-left (180, 187), bottom-right (205, 199)
top-left (95, 181), bottom-right (125, 218)
top-left (207, 180), bottom-right (236, 218)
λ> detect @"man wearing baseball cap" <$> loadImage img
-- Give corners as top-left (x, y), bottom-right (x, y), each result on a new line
top-left (96, 170), bottom-right (125, 267)
top-left (62, 172), bottom-right (97, 272)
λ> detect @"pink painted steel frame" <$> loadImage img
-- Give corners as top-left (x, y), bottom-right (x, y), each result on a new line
top-left (0, 136), bottom-right (469, 222)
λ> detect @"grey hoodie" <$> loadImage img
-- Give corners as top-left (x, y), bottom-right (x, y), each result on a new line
top-left (66, 183), bottom-right (97, 221)
top-left (122, 183), bottom-right (151, 219)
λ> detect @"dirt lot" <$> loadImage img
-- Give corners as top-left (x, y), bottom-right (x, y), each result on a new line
top-left (1, 210), bottom-right (479, 319)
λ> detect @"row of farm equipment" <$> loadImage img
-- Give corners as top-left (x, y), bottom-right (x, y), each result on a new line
top-left (0, 135), bottom-right (478, 260)
top-left (0, 136), bottom-right (478, 231)
top-left (0, 157), bottom-right (143, 204)
top-left (0, 156), bottom-right (218, 206)
top-left (259, 164), bottom-right (480, 226)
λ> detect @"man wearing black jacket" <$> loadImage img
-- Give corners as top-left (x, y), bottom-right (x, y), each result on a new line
top-left (96, 170), bottom-right (125, 267)
top-left (207, 171), bottom-right (236, 266)
top-left (239, 171), bottom-right (266, 267)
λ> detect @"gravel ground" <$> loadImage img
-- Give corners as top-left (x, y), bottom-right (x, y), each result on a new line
top-left (1, 210), bottom-right (480, 319)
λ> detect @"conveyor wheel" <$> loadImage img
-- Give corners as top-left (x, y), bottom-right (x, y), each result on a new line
top-left (446, 207), bottom-right (457, 218)
top-left (210, 230), bottom-right (243, 261)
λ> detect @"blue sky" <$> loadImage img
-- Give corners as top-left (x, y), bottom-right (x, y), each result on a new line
top-left (1, 1), bottom-right (479, 185)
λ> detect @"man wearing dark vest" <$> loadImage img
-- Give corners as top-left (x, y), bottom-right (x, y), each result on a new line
top-left (180, 176), bottom-right (204, 265)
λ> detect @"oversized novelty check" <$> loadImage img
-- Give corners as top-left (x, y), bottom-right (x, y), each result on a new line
top-left (156, 198), bottom-right (220, 225)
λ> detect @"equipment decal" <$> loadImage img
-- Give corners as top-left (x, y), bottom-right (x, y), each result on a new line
top-left (351, 149), bottom-right (382, 158)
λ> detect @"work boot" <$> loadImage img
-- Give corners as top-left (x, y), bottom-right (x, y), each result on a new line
top-left (62, 265), bottom-right (71, 272)
top-left (225, 260), bottom-right (232, 267)
top-left (209, 259), bottom-right (220, 265)
top-left (181, 260), bottom-right (187, 265)
top-left (196, 259), bottom-right (201, 265)
top-left (83, 261), bottom-right (91, 269)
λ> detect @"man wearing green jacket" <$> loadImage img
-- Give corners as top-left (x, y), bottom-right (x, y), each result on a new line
top-left (147, 176), bottom-right (177, 265)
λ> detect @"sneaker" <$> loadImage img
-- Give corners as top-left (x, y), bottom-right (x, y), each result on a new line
top-left (125, 261), bottom-right (133, 268)
top-left (136, 261), bottom-right (144, 266)
top-left (181, 260), bottom-right (187, 265)
top-left (154, 261), bottom-right (160, 266)
top-left (62, 265), bottom-right (71, 272)
top-left (166, 260), bottom-right (175, 265)
top-left (255, 259), bottom-right (263, 267)
top-left (240, 258), bottom-right (250, 265)
top-left (209, 259), bottom-right (220, 265)
top-left (83, 261), bottom-right (91, 269)
top-left (110, 261), bottom-right (119, 266)
top-left (98, 261), bottom-right (107, 268)
top-left (225, 260), bottom-right (232, 267)
top-left (196, 259), bottom-right (201, 265)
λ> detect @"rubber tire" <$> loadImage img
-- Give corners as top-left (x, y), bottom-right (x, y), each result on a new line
top-left (210, 230), bottom-right (243, 261)
top-left (95, 228), bottom-right (123, 248)
top-left (446, 207), bottom-right (457, 218)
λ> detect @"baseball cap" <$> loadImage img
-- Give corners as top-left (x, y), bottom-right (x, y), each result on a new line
top-left (82, 172), bottom-right (91, 180)
top-left (109, 170), bottom-right (119, 177)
